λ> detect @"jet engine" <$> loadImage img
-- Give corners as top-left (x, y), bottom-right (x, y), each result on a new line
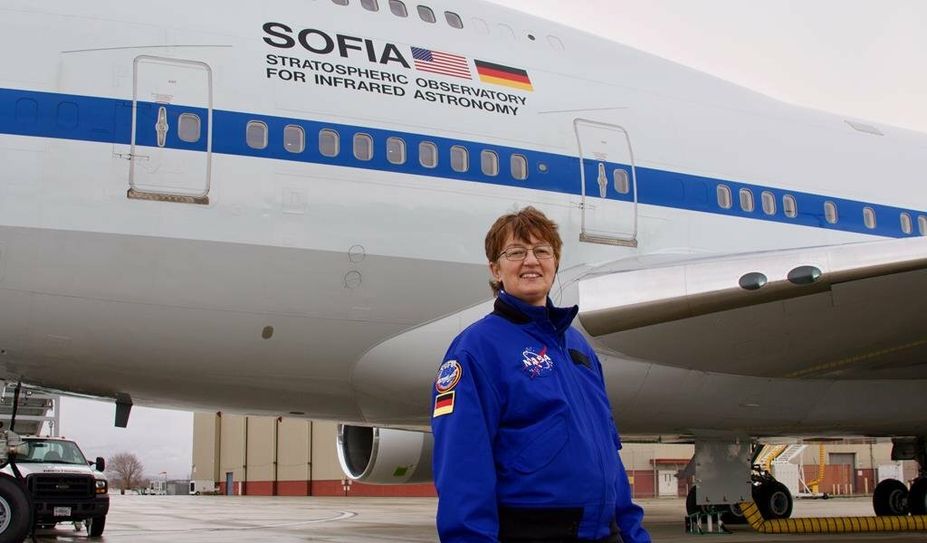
top-left (336, 425), bottom-right (433, 484)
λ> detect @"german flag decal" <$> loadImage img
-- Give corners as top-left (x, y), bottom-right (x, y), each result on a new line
top-left (474, 60), bottom-right (533, 92)
top-left (433, 391), bottom-right (456, 417)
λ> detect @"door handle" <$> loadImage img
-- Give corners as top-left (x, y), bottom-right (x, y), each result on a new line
top-left (596, 162), bottom-right (607, 198)
top-left (155, 106), bottom-right (169, 147)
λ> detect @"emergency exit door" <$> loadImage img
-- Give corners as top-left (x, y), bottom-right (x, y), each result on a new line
top-left (574, 119), bottom-right (637, 246)
top-left (128, 55), bottom-right (212, 204)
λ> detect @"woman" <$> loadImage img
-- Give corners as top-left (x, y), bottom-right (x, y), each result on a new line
top-left (431, 207), bottom-right (650, 543)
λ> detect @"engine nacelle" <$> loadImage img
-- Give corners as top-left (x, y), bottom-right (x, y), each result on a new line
top-left (336, 424), bottom-right (434, 484)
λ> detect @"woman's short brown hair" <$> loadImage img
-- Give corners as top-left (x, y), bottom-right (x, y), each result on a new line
top-left (484, 206), bottom-right (562, 295)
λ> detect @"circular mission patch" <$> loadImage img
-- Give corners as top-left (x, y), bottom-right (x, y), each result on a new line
top-left (435, 360), bottom-right (463, 393)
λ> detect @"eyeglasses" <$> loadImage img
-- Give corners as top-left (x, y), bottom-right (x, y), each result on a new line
top-left (498, 245), bottom-right (555, 262)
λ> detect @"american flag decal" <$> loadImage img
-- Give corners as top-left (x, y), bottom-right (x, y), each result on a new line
top-left (411, 47), bottom-right (472, 79)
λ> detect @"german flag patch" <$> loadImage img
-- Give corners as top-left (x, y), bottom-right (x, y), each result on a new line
top-left (433, 391), bottom-right (456, 417)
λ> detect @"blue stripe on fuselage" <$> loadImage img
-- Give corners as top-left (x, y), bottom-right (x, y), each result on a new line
top-left (0, 87), bottom-right (923, 239)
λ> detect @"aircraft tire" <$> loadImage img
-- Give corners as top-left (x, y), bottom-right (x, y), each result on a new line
top-left (908, 478), bottom-right (927, 515)
top-left (752, 480), bottom-right (793, 519)
top-left (873, 478), bottom-right (909, 516)
top-left (0, 476), bottom-right (31, 543)
top-left (86, 515), bottom-right (106, 538)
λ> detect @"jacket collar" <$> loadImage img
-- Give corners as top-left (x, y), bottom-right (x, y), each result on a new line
top-left (492, 291), bottom-right (578, 335)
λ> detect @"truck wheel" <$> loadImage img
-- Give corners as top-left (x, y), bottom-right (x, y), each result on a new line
top-left (86, 515), bottom-right (106, 538)
top-left (0, 477), bottom-right (30, 543)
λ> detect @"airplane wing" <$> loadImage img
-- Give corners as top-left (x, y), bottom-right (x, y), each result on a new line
top-left (576, 237), bottom-right (927, 379)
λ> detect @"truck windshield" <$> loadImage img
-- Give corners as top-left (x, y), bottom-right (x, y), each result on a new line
top-left (13, 440), bottom-right (88, 465)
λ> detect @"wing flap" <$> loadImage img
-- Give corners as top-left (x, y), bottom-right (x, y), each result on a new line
top-left (578, 237), bottom-right (927, 336)
top-left (576, 237), bottom-right (927, 378)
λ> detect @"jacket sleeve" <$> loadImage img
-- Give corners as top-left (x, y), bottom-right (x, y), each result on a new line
top-left (431, 350), bottom-right (503, 543)
top-left (614, 451), bottom-right (650, 543)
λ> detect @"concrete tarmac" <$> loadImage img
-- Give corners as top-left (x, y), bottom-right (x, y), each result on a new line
top-left (32, 494), bottom-right (927, 542)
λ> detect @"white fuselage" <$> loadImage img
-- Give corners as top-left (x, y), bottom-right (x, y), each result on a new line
top-left (1, 1), bottom-right (925, 437)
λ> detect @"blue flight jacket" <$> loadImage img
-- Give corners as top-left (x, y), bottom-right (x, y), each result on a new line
top-left (431, 291), bottom-right (650, 543)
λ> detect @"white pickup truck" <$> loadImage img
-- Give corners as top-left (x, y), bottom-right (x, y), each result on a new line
top-left (0, 433), bottom-right (109, 541)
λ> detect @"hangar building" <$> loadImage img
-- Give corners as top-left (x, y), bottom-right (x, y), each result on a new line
top-left (192, 412), bottom-right (910, 498)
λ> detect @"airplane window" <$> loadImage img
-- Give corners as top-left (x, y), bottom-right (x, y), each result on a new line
top-left (739, 188), bottom-right (755, 212)
top-left (613, 168), bottom-right (629, 194)
top-left (57, 102), bottom-right (79, 129)
top-left (716, 184), bottom-right (732, 209)
top-left (353, 133), bottom-right (374, 161)
top-left (389, 0), bottom-right (408, 17)
top-left (450, 146), bottom-right (469, 172)
top-left (361, 0), bottom-right (379, 10)
top-left (246, 121), bottom-right (268, 150)
top-left (319, 129), bottom-right (340, 157)
top-left (471, 17), bottom-right (490, 34)
top-left (481, 150), bottom-right (499, 176)
top-left (900, 212), bottom-right (913, 234)
top-left (419, 141), bottom-right (438, 168)
top-left (824, 201), bottom-right (838, 224)
top-left (15, 98), bottom-right (38, 125)
top-left (863, 207), bottom-right (877, 229)
top-left (919, 215), bottom-right (927, 236)
top-left (782, 194), bottom-right (798, 218)
top-left (512, 155), bottom-right (529, 181)
top-left (283, 125), bottom-right (305, 154)
top-left (445, 11), bottom-right (463, 28)
top-left (387, 137), bottom-right (406, 164)
top-left (331, 0), bottom-right (349, 5)
top-left (761, 191), bottom-right (776, 215)
top-left (417, 5), bottom-right (436, 23)
top-left (548, 35), bottom-right (565, 51)
top-left (497, 23), bottom-right (515, 40)
top-left (178, 113), bottom-right (201, 143)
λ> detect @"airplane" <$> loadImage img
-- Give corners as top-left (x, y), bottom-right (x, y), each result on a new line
top-left (0, 0), bottom-right (926, 533)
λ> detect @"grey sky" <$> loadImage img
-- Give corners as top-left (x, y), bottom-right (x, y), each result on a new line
top-left (494, 0), bottom-right (927, 133)
top-left (55, 1), bottom-right (926, 481)
top-left (59, 397), bottom-right (193, 480)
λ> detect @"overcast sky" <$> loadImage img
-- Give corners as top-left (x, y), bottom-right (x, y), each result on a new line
top-left (56, 0), bottom-right (927, 481)
top-left (495, 0), bottom-right (927, 133)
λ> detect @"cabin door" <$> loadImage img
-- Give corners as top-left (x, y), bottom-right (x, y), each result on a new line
top-left (573, 119), bottom-right (637, 246)
top-left (128, 55), bottom-right (212, 204)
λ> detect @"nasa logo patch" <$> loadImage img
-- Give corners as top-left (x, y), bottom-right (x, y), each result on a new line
top-left (521, 346), bottom-right (554, 379)
top-left (435, 360), bottom-right (463, 393)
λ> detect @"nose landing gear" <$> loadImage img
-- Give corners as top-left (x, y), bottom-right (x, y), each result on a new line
top-left (873, 436), bottom-right (927, 517)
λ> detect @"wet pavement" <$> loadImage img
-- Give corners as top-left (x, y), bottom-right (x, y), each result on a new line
top-left (31, 494), bottom-right (927, 542)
